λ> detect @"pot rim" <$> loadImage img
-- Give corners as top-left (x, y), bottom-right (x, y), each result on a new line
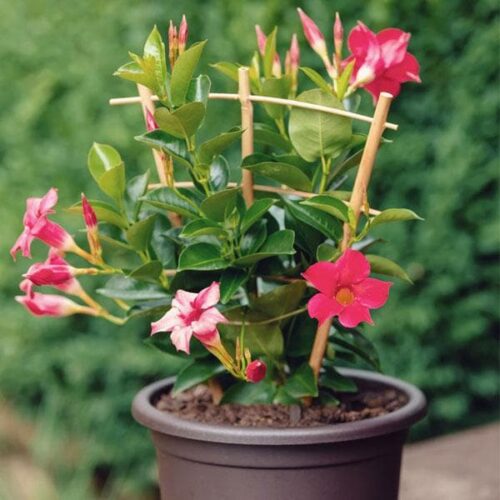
top-left (132, 368), bottom-right (427, 445)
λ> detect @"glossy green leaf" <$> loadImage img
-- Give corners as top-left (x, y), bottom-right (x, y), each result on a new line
top-left (282, 363), bottom-right (318, 398)
top-left (67, 200), bottom-right (128, 229)
top-left (242, 161), bottom-right (312, 192)
top-left (366, 254), bottom-right (413, 283)
top-left (200, 188), bottom-right (239, 222)
top-left (336, 60), bottom-right (355, 100)
top-left (289, 89), bottom-right (352, 162)
top-left (320, 367), bottom-right (358, 393)
top-left (316, 242), bottom-right (338, 262)
top-left (113, 60), bottom-right (156, 89)
top-left (126, 298), bottom-right (170, 320)
top-left (135, 130), bottom-right (192, 169)
top-left (141, 187), bottom-right (200, 218)
top-left (170, 41), bottom-right (207, 106)
top-left (261, 77), bottom-right (290, 119)
top-left (370, 208), bottom-right (424, 228)
top-left (126, 214), bottom-right (156, 252)
top-left (186, 74), bottom-right (211, 106)
top-left (287, 314), bottom-right (317, 357)
top-left (143, 25), bottom-right (168, 98)
top-left (232, 229), bottom-right (295, 266)
top-left (199, 128), bottom-right (243, 165)
top-left (221, 381), bottom-right (276, 404)
top-left (209, 155), bottom-right (229, 191)
top-left (210, 61), bottom-right (240, 82)
top-left (331, 330), bottom-right (381, 371)
top-left (219, 268), bottom-right (248, 304)
top-left (154, 102), bottom-right (205, 139)
top-left (301, 194), bottom-right (352, 223)
top-left (173, 359), bottom-right (224, 395)
top-left (251, 281), bottom-right (307, 319)
top-left (180, 219), bottom-right (227, 238)
top-left (299, 66), bottom-right (332, 93)
top-left (127, 171), bottom-right (150, 219)
top-left (240, 219), bottom-right (267, 255)
top-left (178, 243), bottom-right (228, 271)
top-left (263, 28), bottom-right (277, 78)
top-left (128, 261), bottom-right (163, 281)
top-left (240, 198), bottom-right (276, 233)
top-left (284, 199), bottom-right (342, 241)
top-left (253, 122), bottom-right (291, 150)
top-left (97, 276), bottom-right (169, 301)
top-left (98, 165), bottom-right (126, 205)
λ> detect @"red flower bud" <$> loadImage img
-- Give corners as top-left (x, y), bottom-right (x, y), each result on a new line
top-left (178, 15), bottom-right (188, 54)
top-left (81, 194), bottom-right (102, 263)
top-left (246, 360), bottom-right (267, 383)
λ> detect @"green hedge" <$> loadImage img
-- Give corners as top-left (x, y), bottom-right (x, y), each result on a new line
top-left (0, 0), bottom-right (497, 496)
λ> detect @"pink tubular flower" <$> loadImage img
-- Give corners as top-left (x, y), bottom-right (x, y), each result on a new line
top-left (289, 33), bottom-right (300, 72)
top-left (246, 360), bottom-right (267, 383)
top-left (151, 282), bottom-right (228, 354)
top-left (10, 188), bottom-right (77, 260)
top-left (334, 12), bottom-right (343, 58)
top-left (303, 249), bottom-right (392, 328)
top-left (16, 280), bottom-right (94, 318)
top-left (81, 194), bottom-right (102, 263)
top-left (346, 22), bottom-right (421, 101)
top-left (178, 15), bottom-right (188, 54)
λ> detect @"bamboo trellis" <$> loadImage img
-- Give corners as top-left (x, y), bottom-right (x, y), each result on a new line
top-left (109, 66), bottom-right (396, 381)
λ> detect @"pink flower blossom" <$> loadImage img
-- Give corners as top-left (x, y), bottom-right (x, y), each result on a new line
top-left (10, 188), bottom-right (76, 259)
top-left (178, 15), bottom-right (188, 54)
top-left (246, 360), bottom-right (267, 383)
top-left (346, 22), bottom-right (421, 101)
top-left (303, 249), bottom-right (392, 328)
top-left (150, 282), bottom-right (227, 354)
top-left (81, 194), bottom-right (102, 262)
top-left (16, 280), bottom-right (94, 318)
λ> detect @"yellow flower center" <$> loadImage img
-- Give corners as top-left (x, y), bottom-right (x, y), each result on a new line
top-left (335, 287), bottom-right (355, 306)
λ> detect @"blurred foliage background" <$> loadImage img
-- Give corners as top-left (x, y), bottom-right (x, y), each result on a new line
top-left (0, 0), bottom-right (498, 497)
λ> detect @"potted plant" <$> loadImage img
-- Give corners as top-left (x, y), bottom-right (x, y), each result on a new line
top-left (11, 9), bottom-right (426, 500)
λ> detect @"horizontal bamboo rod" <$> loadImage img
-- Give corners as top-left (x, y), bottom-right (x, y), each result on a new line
top-left (109, 93), bottom-right (398, 131)
top-left (147, 181), bottom-right (381, 216)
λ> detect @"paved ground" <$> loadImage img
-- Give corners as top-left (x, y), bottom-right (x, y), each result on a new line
top-left (400, 422), bottom-right (500, 500)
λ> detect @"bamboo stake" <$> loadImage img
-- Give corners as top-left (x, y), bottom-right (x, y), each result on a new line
top-left (109, 93), bottom-right (399, 131)
top-left (136, 84), bottom-right (182, 228)
top-left (308, 92), bottom-right (394, 382)
top-left (238, 67), bottom-right (255, 206)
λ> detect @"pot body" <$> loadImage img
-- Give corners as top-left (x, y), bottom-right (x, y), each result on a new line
top-left (132, 369), bottom-right (426, 500)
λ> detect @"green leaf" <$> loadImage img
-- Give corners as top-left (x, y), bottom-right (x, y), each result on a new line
top-left (220, 381), bottom-right (276, 404)
top-left (128, 261), bottom-right (163, 281)
top-left (301, 194), bottom-right (352, 223)
top-left (209, 155), bottom-right (229, 191)
top-left (126, 214), bottom-right (156, 252)
top-left (98, 165), bottom-right (126, 205)
top-left (370, 208), bottom-right (424, 229)
top-left (316, 243), bottom-right (338, 262)
top-left (299, 67), bottom-right (332, 93)
top-left (242, 161), bottom-right (312, 192)
top-left (219, 268), bottom-right (248, 304)
top-left (289, 89), bottom-right (352, 162)
top-left (210, 61), bottom-right (240, 82)
top-left (232, 229), bottom-right (295, 266)
top-left (366, 254), bottom-right (413, 283)
top-left (263, 28), bottom-right (277, 78)
top-left (127, 171), bottom-right (150, 216)
top-left (240, 198), bottom-right (276, 233)
top-left (113, 60), bottom-right (155, 88)
top-left (180, 219), bottom-right (227, 238)
top-left (251, 281), bottom-right (307, 319)
top-left (282, 363), bottom-right (318, 398)
top-left (284, 199), bottom-right (342, 241)
top-left (178, 243), bottom-right (228, 271)
top-left (261, 77), bottom-right (290, 120)
top-left (320, 367), bottom-right (358, 393)
top-left (97, 276), bottom-right (169, 301)
top-left (200, 188), bottom-right (239, 222)
top-left (186, 74), bottom-right (211, 106)
top-left (331, 329), bottom-right (381, 371)
top-left (199, 128), bottom-right (243, 165)
top-left (154, 102), bottom-right (205, 139)
top-left (287, 314), bottom-right (317, 357)
top-left (170, 41), bottom-right (207, 106)
top-left (240, 219), bottom-right (267, 255)
top-left (135, 130), bottom-right (192, 169)
top-left (143, 25), bottom-right (168, 98)
top-left (336, 60), bottom-right (355, 100)
top-left (141, 187), bottom-right (200, 218)
top-left (67, 200), bottom-right (128, 229)
top-left (126, 299), bottom-right (170, 320)
top-left (253, 123), bottom-right (291, 150)
top-left (173, 359), bottom-right (224, 395)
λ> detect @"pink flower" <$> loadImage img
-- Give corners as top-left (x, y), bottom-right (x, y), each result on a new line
top-left (297, 8), bottom-right (326, 56)
top-left (346, 22), bottom-right (421, 101)
top-left (81, 194), bottom-right (102, 262)
top-left (151, 282), bottom-right (228, 354)
top-left (289, 33), bottom-right (300, 71)
top-left (303, 249), bottom-right (392, 328)
top-left (246, 360), bottom-right (267, 383)
top-left (16, 280), bottom-right (94, 318)
top-left (10, 188), bottom-right (77, 260)
top-left (178, 15), bottom-right (188, 54)
top-left (255, 25), bottom-right (281, 77)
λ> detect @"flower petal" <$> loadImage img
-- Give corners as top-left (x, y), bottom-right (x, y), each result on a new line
top-left (170, 326), bottom-right (193, 354)
top-left (172, 289), bottom-right (197, 313)
top-left (302, 261), bottom-right (339, 296)
top-left (376, 28), bottom-right (411, 67)
top-left (307, 293), bottom-right (343, 325)
top-left (352, 278), bottom-right (392, 309)
top-left (150, 308), bottom-right (183, 335)
top-left (194, 282), bottom-right (220, 309)
top-left (384, 52), bottom-right (421, 83)
top-left (197, 307), bottom-right (227, 327)
top-left (338, 302), bottom-right (373, 328)
top-left (364, 76), bottom-right (402, 102)
top-left (193, 327), bottom-right (220, 348)
top-left (336, 249), bottom-right (371, 286)
top-left (10, 230), bottom-right (33, 259)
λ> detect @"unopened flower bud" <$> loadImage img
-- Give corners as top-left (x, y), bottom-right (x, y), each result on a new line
top-left (178, 15), bottom-right (188, 54)
top-left (246, 360), bottom-right (267, 383)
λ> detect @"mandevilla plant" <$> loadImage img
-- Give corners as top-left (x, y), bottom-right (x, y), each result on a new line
top-left (11, 12), bottom-right (422, 404)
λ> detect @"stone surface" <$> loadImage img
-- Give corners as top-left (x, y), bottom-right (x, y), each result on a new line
top-left (401, 422), bottom-right (500, 500)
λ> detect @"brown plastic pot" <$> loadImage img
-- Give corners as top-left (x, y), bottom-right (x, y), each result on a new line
top-left (132, 368), bottom-right (426, 500)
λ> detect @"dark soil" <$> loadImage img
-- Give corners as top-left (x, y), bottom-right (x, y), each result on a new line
top-left (155, 384), bottom-right (408, 428)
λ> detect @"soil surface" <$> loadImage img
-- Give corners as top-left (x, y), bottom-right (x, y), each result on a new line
top-left (155, 384), bottom-right (408, 428)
